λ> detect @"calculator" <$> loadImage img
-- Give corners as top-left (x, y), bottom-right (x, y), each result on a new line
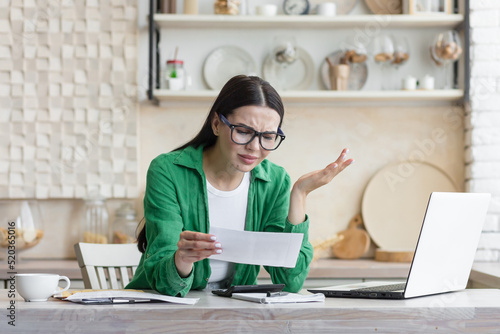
top-left (211, 284), bottom-right (285, 297)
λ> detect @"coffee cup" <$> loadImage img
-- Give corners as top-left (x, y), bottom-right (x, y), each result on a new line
top-left (167, 77), bottom-right (184, 91)
top-left (421, 75), bottom-right (435, 90)
top-left (15, 273), bottom-right (71, 302)
top-left (402, 76), bottom-right (417, 90)
top-left (256, 4), bottom-right (278, 16)
top-left (317, 2), bottom-right (336, 16)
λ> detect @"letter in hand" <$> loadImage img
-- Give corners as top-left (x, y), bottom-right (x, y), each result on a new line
top-left (175, 231), bottom-right (222, 277)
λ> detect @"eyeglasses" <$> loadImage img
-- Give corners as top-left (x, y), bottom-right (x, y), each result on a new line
top-left (219, 114), bottom-right (285, 151)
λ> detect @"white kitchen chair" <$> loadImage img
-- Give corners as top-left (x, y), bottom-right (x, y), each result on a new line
top-left (74, 242), bottom-right (143, 289)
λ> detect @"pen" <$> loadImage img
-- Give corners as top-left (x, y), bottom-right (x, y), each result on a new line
top-left (266, 291), bottom-right (289, 297)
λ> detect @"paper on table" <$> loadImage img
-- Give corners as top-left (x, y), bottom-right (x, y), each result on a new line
top-left (231, 292), bottom-right (325, 304)
top-left (209, 226), bottom-right (303, 268)
top-left (64, 290), bottom-right (199, 305)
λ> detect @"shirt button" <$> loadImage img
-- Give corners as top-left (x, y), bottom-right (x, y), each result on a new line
top-left (205, 278), bottom-right (209, 282)
top-left (147, 253), bottom-right (150, 258)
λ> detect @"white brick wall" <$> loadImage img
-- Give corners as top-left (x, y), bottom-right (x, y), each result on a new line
top-left (469, 3), bottom-right (500, 261)
top-left (0, 2), bottom-right (139, 199)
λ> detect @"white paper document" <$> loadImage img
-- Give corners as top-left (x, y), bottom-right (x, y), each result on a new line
top-left (209, 226), bottom-right (304, 268)
top-left (231, 292), bottom-right (325, 304)
top-left (64, 290), bottom-right (199, 305)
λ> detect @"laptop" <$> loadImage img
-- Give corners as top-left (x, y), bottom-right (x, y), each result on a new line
top-left (308, 192), bottom-right (491, 300)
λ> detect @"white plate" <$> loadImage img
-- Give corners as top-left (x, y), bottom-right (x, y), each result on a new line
top-left (262, 47), bottom-right (314, 91)
top-left (361, 161), bottom-right (458, 250)
top-left (203, 46), bottom-right (257, 90)
top-left (311, 0), bottom-right (359, 14)
top-left (320, 50), bottom-right (368, 90)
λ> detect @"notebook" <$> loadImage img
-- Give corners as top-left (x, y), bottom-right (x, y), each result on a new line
top-left (308, 192), bottom-right (491, 300)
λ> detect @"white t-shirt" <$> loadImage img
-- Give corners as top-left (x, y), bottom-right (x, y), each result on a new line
top-left (207, 172), bottom-right (250, 283)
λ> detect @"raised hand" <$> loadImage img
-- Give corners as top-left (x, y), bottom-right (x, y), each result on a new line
top-left (288, 148), bottom-right (354, 225)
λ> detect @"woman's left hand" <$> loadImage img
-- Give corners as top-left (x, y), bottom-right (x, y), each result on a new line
top-left (288, 148), bottom-right (354, 225)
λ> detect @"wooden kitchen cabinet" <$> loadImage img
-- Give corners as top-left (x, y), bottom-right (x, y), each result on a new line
top-left (147, 8), bottom-right (467, 103)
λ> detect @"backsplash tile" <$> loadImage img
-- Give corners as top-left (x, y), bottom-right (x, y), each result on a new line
top-left (1, 1), bottom-right (138, 199)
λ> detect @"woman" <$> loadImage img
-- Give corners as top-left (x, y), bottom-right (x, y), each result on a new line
top-left (126, 75), bottom-right (353, 297)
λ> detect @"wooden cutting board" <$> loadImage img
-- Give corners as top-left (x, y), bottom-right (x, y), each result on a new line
top-left (375, 249), bottom-right (414, 262)
top-left (362, 161), bottom-right (458, 251)
top-left (332, 214), bottom-right (370, 259)
top-left (364, 0), bottom-right (402, 14)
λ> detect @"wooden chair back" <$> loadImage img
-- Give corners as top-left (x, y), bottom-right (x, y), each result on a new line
top-left (74, 242), bottom-right (142, 289)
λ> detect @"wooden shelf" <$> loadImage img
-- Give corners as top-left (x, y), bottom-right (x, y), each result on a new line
top-left (153, 89), bottom-right (464, 103)
top-left (154, 14), bottom-right (464, 29)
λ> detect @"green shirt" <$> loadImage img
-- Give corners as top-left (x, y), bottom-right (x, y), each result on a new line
top-left (126, 145), bottom-right (313, 297)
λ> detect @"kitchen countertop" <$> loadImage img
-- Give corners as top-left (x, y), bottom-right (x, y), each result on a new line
top-left (2, 289), bottom-right (500, 333)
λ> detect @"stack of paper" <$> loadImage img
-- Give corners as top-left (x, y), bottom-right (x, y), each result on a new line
top-left (63, 290), bottom-right (199, 305)
top-left (231, 292), bottom-right (325, 304)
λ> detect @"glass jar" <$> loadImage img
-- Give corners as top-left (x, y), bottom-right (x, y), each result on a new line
top-left (164, 59), bottom-right (185, 90)
top-left (111, 203), bottom-right (138, 244)
top-left (0, 200), bottom-right (44, 252)
top-left (81, 198), bottom-right (109, 244)
top-left (214, 0), bottom-right (239, 15)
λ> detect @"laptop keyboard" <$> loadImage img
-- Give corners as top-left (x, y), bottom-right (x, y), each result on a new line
top-left (353, 283), bottom-right (406, 292)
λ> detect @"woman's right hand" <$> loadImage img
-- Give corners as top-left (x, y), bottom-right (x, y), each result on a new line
top-left (174, 231), bottom-right (222, 277)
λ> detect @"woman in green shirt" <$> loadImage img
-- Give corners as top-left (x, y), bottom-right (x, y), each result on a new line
top-left (127, 75), bottom-right (353, 297)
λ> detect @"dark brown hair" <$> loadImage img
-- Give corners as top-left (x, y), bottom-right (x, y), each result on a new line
top-left (137, 75), bottom-right (284, 253)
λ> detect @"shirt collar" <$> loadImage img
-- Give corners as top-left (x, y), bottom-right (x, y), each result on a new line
top-left (173, 145), bottom-right (271, 182)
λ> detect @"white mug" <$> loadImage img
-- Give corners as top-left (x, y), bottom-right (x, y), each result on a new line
top-left (167, 78), bottom-right (185, 91)
top-left (317, 2), bottom-right (336, 16)
top-left (403, 76), bottom-right (417, 90)
top-left (421, 75), bottom-right (435, 90)
top-left (256, 4), bottom-right (278, 16)
top-left (16, 273), bottom-right (71, 302)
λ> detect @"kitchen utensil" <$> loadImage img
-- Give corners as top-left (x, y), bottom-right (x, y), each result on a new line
top-left (203, 45), bottom-right (256, 90)
top-left (320, 50), bottom-right (368, 90)
top-left (317, 2), bottom-right (337, 16)
top-left (256, 4), bottom-right (278, 16)
top-left (420, 74), bottom-right (435, 90)
top-left (361, 161), bottom-right (458, 251)
top-left (15, 273), bottom-right (70, 302)
top-left (402, 76), bottom-right (417, 90)
top-left (184, 0), bottom-right (199, 14)
top-left (262, 46), bottom-right (314, 90)
top-left (364, 0), bottom-right (402, 14)
top-left (159, 0), bottom-right (177, 13)
top-left (331, 214), bottom-right (371, 259)
top-left (327, 62), bottom-right (350, 91)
